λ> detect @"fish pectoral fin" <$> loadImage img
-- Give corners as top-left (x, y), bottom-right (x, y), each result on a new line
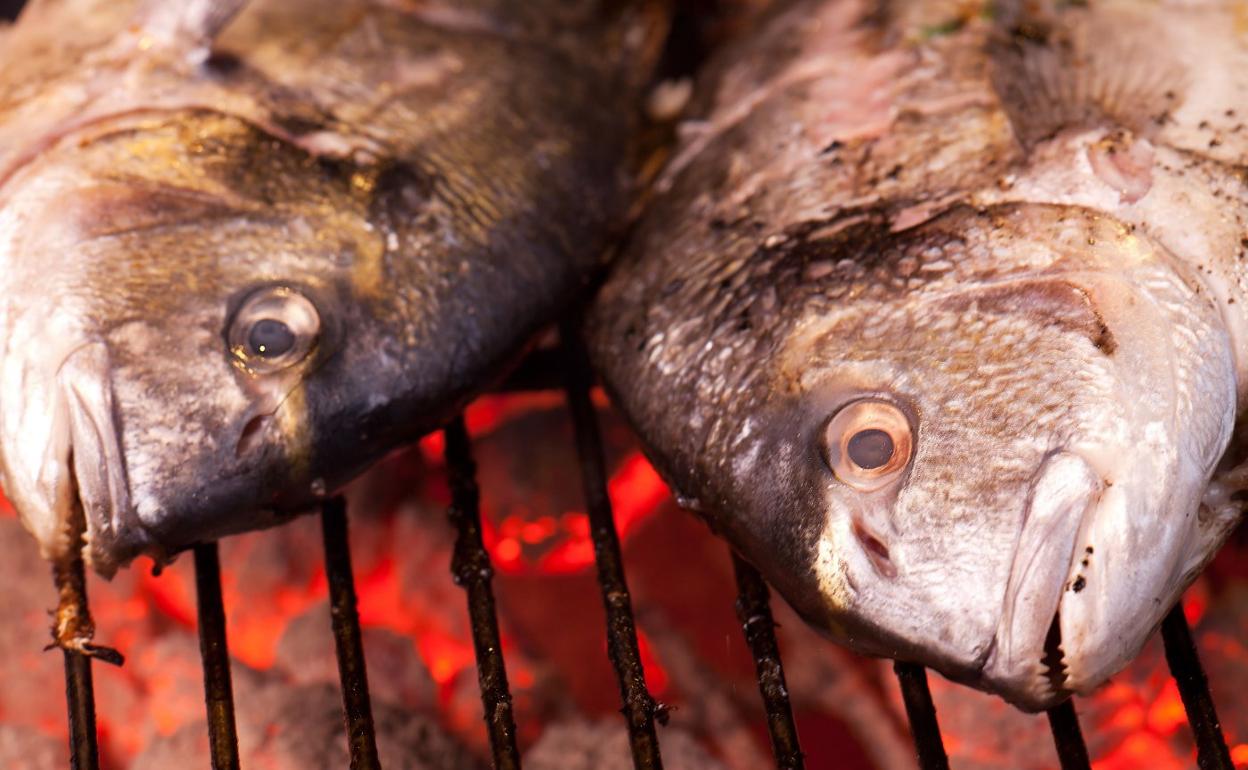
top-left (133, 0), bottom-right (249, 61)
top-left (989, 5), bottom-right (1185, 148)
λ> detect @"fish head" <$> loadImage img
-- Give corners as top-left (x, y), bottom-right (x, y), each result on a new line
top-left (731, 204), bottom-right (1237, 710)
top-left (0, 113), bottom-right (487, 573)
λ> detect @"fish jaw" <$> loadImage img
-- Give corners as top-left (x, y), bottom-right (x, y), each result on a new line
top-left (0, 334), bottom-right (135, 573)
top-left (1054, 447), bottom-right (1234, 701)
top-left (980, 452), bottom-right (1099, 711)
top-left (61, 341), bottom-right (137, 575)
top-left (981, 425), bottom-right (1233, 712)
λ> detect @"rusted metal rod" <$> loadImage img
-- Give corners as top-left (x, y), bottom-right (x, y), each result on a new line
top-left (444, 417), bottom-right (522, 770)
top-left (194, 542), bottom-right (241, 770)
top-left (731, 553), bottom-right (805, 770)
top-left (1046, 699), bottom-right (1092, 770)
top-left (53, 551), bottom-right (101, 770)
top-left (893, 662), bottom-right (950, 770)
top-left (1161, 604), bottom-right (1233, 770)
top-left (321, 497), bottom-right (382, 770)
top-left (561, 323), bottom-right (665, 770)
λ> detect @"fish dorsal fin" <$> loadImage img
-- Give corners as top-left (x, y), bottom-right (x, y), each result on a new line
top-left (134, 0), bottom-right (248, 62)
top-left (989, 2), bottom-right (1186, 148)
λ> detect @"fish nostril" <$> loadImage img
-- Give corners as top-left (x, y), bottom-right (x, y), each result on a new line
top-left (236, 414), bottom-right (269, 457)
top-left (852, 519), bottom-right (897, 578)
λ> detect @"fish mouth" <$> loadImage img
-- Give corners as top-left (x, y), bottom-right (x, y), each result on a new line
top-left (0, 340), bottom-right (139, 575)
top-left (981, 451), bottom-right (1102, 711)
top-left (61, 343), bottom-right (141, 575)
top-left (1040, 609), bottom-right (1070, 697)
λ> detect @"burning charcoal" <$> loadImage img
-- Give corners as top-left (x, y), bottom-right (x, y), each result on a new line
top-left (0, 519), bottom-right (70, 737)
top-left (218, 515), bottom-right (326, 667)
top-left (136, 681), bottom-right (479, 770)
top-left (133, 634), bottom-right (243, 742)
top-left (243, 682), bottom-right (481, 770)
top-left (0, 724), bottom-right (68, 770)
top-left (130, 725), bottom-right (210, 770)
top-left (340, 448), bottom-right (434, 577)
top-left (524, 718), bottom-right (726, 770)
top-left (275, 601), bottom-right (437, 710)
top-left (391, 497), bottom-right (461, 605)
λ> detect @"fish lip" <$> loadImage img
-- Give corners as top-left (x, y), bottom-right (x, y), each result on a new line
top-left (59, 342), bottom-right (142, 576)
top-left (980, 451), bottom-right (1101, 711)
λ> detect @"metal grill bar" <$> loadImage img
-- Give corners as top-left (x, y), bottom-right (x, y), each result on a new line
top-left (893, 662), bottom-right (950, 770)
top-left (560, 324), bottom-right (665, 770)
top-left (321, 497), bottom-right (382, 770)
top-left (61, 646), bottom-right (99, 770)
top-left (444, 417), bottom-right (522, 770)
top-left (1161, 604), bottom-right (1234, 770)
top-left (1046, 700), bottom-right (1091, 770)
top-left (53, 552), bottom-right (101, 770)
top-left (194, 542), bottom-right (241, 770)
top-left (731, 553), bottom-right (805, 770)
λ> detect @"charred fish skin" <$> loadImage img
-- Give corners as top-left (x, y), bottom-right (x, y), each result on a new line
top-left (0, 0), bottom-right (668, 574)
top-left (590, 0), bottom-right (1248, 710)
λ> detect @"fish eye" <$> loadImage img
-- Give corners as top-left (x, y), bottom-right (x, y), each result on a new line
top-left (228, 287), bottom-right (320, 374)
top-left (823, 400), bottom-right (913, 491)
top-left (247, 319), bottom-right (295, 358)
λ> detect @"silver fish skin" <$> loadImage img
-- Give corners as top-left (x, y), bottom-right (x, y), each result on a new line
top-left (0, 0), bottom-right (667, 574)
top-left (589, 0), bottom-right (1248, 710)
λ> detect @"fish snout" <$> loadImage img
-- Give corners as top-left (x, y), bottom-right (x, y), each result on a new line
top-left (982, 451), bottom-right (1102, 711)
top-left (1054, 477), bottom-right (1195, 699)
top-left (0, 338), bottom-right (137, 574)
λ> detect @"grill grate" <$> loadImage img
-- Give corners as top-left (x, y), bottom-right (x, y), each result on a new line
top-left (894, 661), bottom-right (951, 770)
top-left (322, 497), bottom-right (383, 770)
top-left (446, 415), bottom-right (523, 770)
top-left (731, 553), bottom-right (804, 770)
top-left (1162, 605), bottom-right (1235, 770)
top-left (51, 340), bottom-right (1242, 770)
top-left (561, 323), bottom-right (667, 770)
top-left (194, 542), bottom-right (241, 770)
top-left (1046, 699), bottom-right (1092, 770)
top-left (54, 550), bottom-right (103, 770)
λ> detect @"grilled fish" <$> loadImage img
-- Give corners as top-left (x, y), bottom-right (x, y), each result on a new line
top-left (589, 0), bottom-right (1248, 709)
top-left (0, 0), bottom-right (666, 575)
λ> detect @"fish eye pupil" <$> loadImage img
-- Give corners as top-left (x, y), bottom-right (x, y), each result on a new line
top-left (247, 318), bottom-right (295, 358)
top-left (847, 429), bottom-right (894, 470)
